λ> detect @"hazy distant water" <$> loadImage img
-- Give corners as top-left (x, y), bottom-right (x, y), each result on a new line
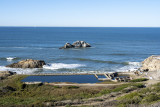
top-left (0, 27), bottom-right (160, 74)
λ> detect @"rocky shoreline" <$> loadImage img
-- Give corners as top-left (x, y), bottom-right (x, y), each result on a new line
top-left (1, 55), bottom-right (160, 106)
top-left (2, 55), bottom-right (160, 81)
top-left (1, 55), bottom-right (160, 85)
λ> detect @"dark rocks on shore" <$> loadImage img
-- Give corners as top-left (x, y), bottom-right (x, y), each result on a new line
top-left (0, 86), bottom-right (16, 94)
top-left (0, 71), bottom-right (16, 80)
top-left (59, 41), bottom-right (91, 49)
top-left (6, 59), bottom-right (46, 68)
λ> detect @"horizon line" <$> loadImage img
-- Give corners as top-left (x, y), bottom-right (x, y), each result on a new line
top-left (0, 26), bottom-right (160, 28)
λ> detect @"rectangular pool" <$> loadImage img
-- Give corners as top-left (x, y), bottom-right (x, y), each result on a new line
top-left (22, 75), bottom-right (102, 83)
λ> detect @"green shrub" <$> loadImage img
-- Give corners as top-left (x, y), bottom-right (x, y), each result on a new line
top-left (130, 78), bottom-right (148, 82)
top-left (121, 86), bottom-right (137, 93)
top-left (53, 86), bottom-right (61, 88)
top-left (118, 92), bottom-right (139, 100)
top-left (117, 92), bottom-right (142, 106)
top-left (112, 84), bottom-right (129, 92)
top-left (133, 83), bottom-right (145, 88)
top-left (93, 99), bottom-right (104, 101)
top-left (66, 86), bottom-right (79, 89)
top-left (142, 94), bottom-right (160, 103)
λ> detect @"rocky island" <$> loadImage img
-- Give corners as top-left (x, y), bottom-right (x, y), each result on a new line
top-left (59, 41), bottom-right (91, 49)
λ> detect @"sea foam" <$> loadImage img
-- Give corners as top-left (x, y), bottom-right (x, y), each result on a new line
top-left (6, 57), bottom-right (17, 61)
top-left (117, 62), bottom-right (141, 72)
top-left (0, 57), bottom-right (19, 61)
top-left (43, 63), bottom-right (85, 70)
top-left (0, 66), bottom-right (39, 74)
top-left (128, 62), bottom-right (141, 66)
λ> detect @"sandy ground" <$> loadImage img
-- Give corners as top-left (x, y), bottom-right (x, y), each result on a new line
top-left (44, 82), bottom-right (123, 88)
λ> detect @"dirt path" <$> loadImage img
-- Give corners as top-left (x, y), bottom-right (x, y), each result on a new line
top-left (44, 82), bottom-right (123, 88)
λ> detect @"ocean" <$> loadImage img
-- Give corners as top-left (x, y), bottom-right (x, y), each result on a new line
top-left (0, 27), bottom-right (160, 74)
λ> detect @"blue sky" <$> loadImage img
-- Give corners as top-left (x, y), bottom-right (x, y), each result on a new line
top-left (0, 0), bottom-right (160, 27)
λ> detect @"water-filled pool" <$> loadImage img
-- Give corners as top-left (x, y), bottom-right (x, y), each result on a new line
top-left (22, 75), bottom-right (102, 83)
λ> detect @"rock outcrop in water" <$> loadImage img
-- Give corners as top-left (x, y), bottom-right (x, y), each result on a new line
top-left (61, 43), bottom-right (74, 49)
top-left (6, 59), bottom-right (46, 68)
top-left (141, 55), bottom-right (160, 72)
top-left (59, 41), bottom-right (91, 49)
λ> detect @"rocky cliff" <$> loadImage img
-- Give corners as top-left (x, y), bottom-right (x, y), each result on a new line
top-left (141, 55), bottom-right (160, 71)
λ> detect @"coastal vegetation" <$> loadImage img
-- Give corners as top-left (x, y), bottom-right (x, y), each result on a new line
top-left (130, 78), bottom-right (148, 82)
top-left (0, 74), bottom-right (155, 106)
top-left (1, 55), bottom-right (160, 107)
top-left (117, 82), bottom-right (160, 106)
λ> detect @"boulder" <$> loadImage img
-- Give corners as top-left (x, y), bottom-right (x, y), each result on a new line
top-left (141, 55), bottom-right (160, 71)
top-left (59, 41), bottom-right (91, 49)
top-left (0, 71), bottom-right (16, 80)
top-left (59, 43), bottom-right (74, 49)
top-left (6, 59), bottom-right (46, 68)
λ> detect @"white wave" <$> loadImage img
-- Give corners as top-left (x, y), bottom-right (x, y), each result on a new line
top-left (0, 66), bottom-right (39, 74)
top-left (6, 57), bottom-right (16, 61)
top-left (155, 57), bottom-right (160, 60)
top-left (43, 63), bottom-right (85, 70)
top-left (128, 62), bottom-right (141, 66)
top-left (117, 62), bottom-right (141, 72)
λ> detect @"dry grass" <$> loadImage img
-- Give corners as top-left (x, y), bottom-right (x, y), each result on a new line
top-left (0, 75), bottom-right (147, 106)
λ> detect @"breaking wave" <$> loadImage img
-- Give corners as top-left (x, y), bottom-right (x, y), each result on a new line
top-left (43, 63), bottom-right (85, 70)
top-left (117, 62), bottom-right (141, 72)
top-left (0, 66), bottom-right (39, 74)
top-left (0, 57), bottom-right (20, 61)
top-left (0, 61), bottom-right (141, 74)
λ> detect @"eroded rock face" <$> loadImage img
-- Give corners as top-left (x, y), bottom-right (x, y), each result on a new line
top-left (147, 70), bottom-right (160, 80)
top-left (6, 59), bottom-right (46, 68)
top-left (141, 55), bottom-right (160, 71)
top-left (59, 41), bottom-right (91, 49)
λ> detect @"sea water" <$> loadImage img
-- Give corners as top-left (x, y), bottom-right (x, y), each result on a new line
top-left (0, 27), bottom-right (160, 74)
